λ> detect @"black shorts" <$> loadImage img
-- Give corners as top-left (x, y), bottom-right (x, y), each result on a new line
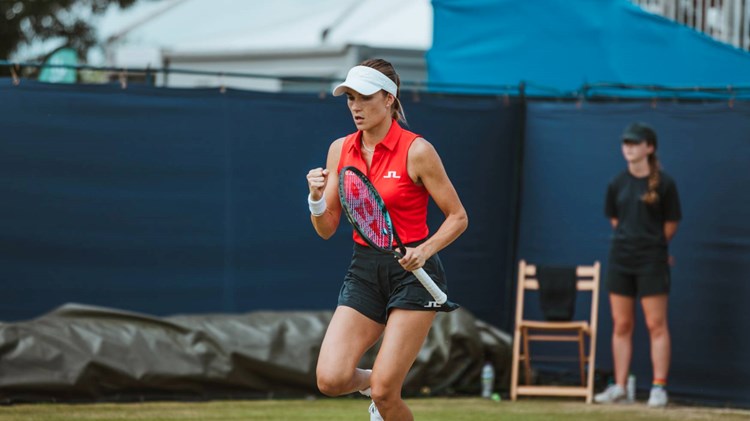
top-left (338, 241), bottom-right (460, 324)
top-left (606, 262), bottom-right (671, 297)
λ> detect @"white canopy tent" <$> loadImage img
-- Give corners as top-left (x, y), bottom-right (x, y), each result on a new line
top-left (100, 0), bottom-right (432, 91)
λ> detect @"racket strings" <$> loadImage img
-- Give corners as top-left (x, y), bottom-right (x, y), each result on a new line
top-left (343, 172), bottom-right (392, 248)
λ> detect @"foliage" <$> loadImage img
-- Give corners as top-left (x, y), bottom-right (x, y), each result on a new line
top-left (0, 0), bottom-right (139, 60)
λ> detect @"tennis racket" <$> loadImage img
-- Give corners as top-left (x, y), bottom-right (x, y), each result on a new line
top-left (338, 165), bottom-right (447, 304)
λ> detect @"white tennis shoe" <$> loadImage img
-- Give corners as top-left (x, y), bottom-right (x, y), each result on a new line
top-left (368, 401), bottom-right (384, 421)
top-left (647, 387), bottom-right (668, 408)
top-left (594, 384), bottom-right (626, 403)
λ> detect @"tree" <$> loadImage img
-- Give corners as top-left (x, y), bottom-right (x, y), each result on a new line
top-left (0, 0), bottom-right (140, 62)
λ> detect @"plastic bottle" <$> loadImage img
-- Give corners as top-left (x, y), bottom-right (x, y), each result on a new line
top-left (481, 362), bottom-right (495, 398)
top-left (627, 374), bottom-right (636, 402)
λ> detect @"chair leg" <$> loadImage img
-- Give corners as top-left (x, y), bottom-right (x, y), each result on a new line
top-left (522, 327), bottom-right (532, 385)
top-left (510, 327), bottom-right (521, 401)
top-left (586, 332), bottom-right (596, 403)
top-left (578, 330), bottom-right (586, 386)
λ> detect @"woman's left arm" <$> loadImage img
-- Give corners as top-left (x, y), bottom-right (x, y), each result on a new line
top-left (399, 138), bottom-right (468, 272)
top-left (664, 221), bottom-right (679, 242)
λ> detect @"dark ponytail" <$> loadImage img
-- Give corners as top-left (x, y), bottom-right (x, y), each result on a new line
top-left (642, 151), bottom-right (661, 205)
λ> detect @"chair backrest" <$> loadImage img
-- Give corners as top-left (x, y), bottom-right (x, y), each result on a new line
top-left (514, 260), bottom-right (601, 329)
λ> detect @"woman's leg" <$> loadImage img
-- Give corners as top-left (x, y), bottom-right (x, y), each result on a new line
top-left (610, 293), bottom-right (636, 387)
top-left (641, 294), bottom-right (670, 381)
top-left (316, 306), bottom-right (385, 396)
top-left (370, 309), bottom-right (435, 421)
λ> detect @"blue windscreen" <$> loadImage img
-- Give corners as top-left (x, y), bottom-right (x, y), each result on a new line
top-left (0, 79), bottom-right (521, 329)
top-left (520, 100), bottom-right (750, 406)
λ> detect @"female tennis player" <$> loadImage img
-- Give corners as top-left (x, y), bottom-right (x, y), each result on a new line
top-left (595, 123), bottom-right (681, 408)
top-left (306, 59), bottom-right (468, 421)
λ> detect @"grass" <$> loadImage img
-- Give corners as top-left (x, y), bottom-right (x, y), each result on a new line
top-left (0, 397), bottom-right (748, 421)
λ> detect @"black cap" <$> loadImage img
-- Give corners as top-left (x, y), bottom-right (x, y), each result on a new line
top-left (621, 122), bottom-right (657, 148)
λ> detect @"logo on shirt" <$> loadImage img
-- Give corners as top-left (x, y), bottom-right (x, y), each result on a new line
top-left (424, 301), bottom-right (442, 308)
top-left (383, 171), bottom-right (401, 179)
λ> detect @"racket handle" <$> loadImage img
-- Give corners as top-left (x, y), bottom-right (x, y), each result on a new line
top-left (413, 268), bottom-right (448, 304)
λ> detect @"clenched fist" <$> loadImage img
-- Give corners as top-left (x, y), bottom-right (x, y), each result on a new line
top-left (307, 167), bottom-right (329, 201)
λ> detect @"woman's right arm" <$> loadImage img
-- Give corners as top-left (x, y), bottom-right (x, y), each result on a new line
top-left (307, 138), bottom-right (344, 239)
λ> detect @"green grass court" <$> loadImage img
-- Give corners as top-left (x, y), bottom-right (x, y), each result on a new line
top-left (1, 398), bottom-right (748, 421)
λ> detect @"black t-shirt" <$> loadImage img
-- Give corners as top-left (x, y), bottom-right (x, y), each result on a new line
top-left (605, 170), bottom-right (682, 270)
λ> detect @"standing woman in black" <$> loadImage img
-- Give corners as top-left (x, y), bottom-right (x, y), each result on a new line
top-left (595, 123), bottom-right (681, 408)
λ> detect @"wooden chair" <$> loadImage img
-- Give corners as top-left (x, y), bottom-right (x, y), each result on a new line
top-left (510, 260), bottom-right (601, 403)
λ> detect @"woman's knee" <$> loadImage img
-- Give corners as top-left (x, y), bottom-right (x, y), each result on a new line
top-left (612, 317), bottom-right (634, 336)
top-left (370, 378), bottom-right (401, 408)
top-left (645, 317), bottom-right (669, 336)
top-left (316, 368), bottom-right (351, 397)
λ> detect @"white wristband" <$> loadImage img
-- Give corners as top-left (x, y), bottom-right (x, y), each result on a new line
top-left (308, 193), bottom-right (327, 216)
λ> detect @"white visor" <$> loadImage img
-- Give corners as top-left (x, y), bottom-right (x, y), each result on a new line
top-left (332, 66), bottom-right (398, 97)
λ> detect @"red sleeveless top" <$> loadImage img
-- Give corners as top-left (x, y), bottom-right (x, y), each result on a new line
top-left (337, 121), bottom-right (429, 246)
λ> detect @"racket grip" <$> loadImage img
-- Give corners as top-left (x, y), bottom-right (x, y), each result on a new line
top-left (413, 267), bottom-right (448, 304)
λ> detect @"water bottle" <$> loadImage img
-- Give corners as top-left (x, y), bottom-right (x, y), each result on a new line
top-left (627, 374), bottom-right (636, 402)
top-left (481, 362), bottom-right (495, 398)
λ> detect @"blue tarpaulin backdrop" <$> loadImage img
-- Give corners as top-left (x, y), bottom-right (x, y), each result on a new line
top-left (428, 0), bottom-right (750, 96)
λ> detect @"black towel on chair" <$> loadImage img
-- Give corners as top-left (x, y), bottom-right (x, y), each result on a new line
top-left (536, 266), bottom-right (577, 321)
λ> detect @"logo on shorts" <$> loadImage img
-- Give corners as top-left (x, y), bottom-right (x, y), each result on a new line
top-left (383, 171), bottom-right (401, 179)
top-left (424, 301), bottom-right (442, 308)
